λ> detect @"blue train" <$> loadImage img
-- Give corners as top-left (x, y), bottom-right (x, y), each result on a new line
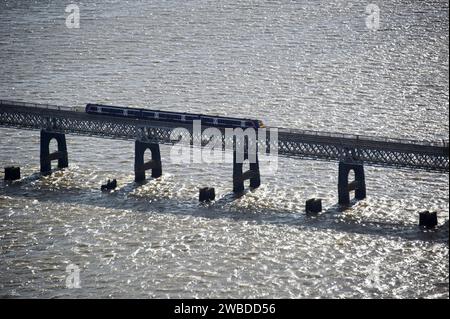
top-left (85, 103), bottom-right (264, 128)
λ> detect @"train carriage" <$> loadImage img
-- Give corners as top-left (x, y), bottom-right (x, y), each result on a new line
top-left (85, 103), bottom-right (263, 128)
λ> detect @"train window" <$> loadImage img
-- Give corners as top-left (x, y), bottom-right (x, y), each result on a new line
top-left (154, 113), bottom-right (159, 119)
top-left (142, 111), bottom-right (155, 118)
top-left (128, 110), bottom-right (141, 117)
top-left (219, 119), bottom-right (240, 127)
top-left (161, 113), bottom-right (181, 120)
top-left (240, 120), bottom-right (246, 127)
top-left (103, 108), bottom-right (123, 115)
top-left (88, 106), bottom-right (98, 112)
top-left (181, 115), bottom-right (186, 122)
top-left (202, 117), bottom-right (214, 124)
top-left (185, 115), bottom-right (198, 121)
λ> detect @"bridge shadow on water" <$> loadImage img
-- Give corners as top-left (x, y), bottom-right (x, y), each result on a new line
top-left (1, 175), bottom-right (448, 245)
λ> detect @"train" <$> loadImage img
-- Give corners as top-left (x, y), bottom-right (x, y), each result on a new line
top-left (85, 103), bottom-right (264, 128)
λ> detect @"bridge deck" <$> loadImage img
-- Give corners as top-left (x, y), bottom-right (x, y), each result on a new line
top-left (0, 100), bottom-right (448, 172)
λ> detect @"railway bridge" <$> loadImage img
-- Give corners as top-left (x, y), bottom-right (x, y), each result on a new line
top-left (0, 100), bottom-right (448, 205)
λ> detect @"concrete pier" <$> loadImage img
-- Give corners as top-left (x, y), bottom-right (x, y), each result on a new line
top-left (338, 161), bottom-right (366, 206)
top-left (135, 140), bottom-right (162, 183)
top-left (233, 150), bottom-right (260, 193)
top-left (40, 130), bottom-right (68, 174)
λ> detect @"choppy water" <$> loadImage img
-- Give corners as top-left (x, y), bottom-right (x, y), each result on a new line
top-left (0, 0), bottom-right (448, 298)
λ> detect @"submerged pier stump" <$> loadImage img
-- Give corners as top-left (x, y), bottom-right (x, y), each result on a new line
top-left (419, 211), bottom-right (438, 229)
top-left (306, 198), bottom-right (322, 214)
top-left (199, 187), bottom-right (215, 202)
top-left (4, 166), bottom-right (21, 181)
top-left (101, 179), bottom-right (117, 192)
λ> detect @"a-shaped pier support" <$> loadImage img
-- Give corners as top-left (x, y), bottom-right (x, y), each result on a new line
top-left (135, 140), bottom-right (162, 183)
top-left (40, 130), bottom-right (68, 174)
top-left (233, 150), bottom-right (261, 194)
top-left (338, 161), bottom-right (366, 206)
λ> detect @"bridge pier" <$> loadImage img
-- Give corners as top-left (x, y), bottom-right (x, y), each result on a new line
top-left (233, 150), bottom-right (260, 193)
top-left (338, 161), bottom-right (366, 206)
top-left (135, 140), bottom-right (162, 183)
top-left (40, 130), bottom-right (68, 174)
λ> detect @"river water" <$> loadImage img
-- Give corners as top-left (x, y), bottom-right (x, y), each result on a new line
top-left (0, 0), bottom-right (448, 298)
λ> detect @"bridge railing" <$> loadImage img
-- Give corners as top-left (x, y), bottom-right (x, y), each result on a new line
top-left (278, 127), bottom-right (449, 148)
top-left (0, 99), bottom-right (75, 112)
